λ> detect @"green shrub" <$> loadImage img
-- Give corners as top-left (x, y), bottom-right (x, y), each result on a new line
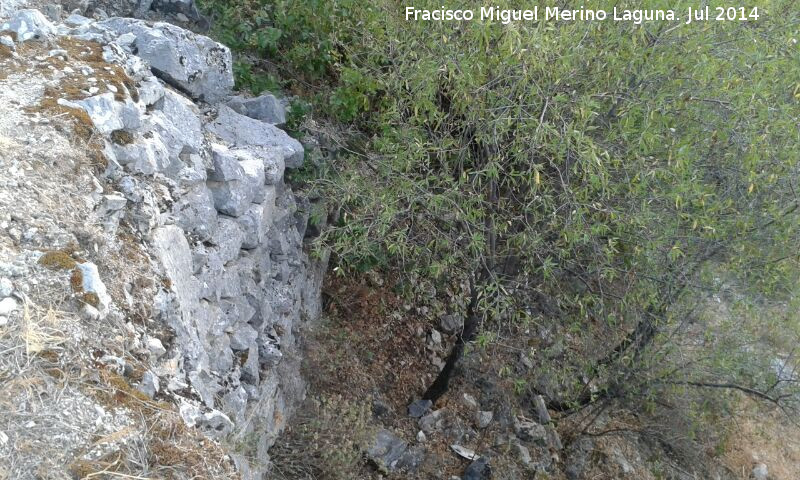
top-left (201, 0), bottom-right (800, 445)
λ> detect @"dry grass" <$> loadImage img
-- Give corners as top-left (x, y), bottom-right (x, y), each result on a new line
top-left (0, 294), bottom-right (237, 479)
top-left (0, 44), bottom-right (13, 60)
top-left (4, 37), bottom-right (141, 170)
top-left (719, 397), bottom-right (800, 479)
top-left (19, 298), bottom-right (66, 355)
top-left (270, 394), bottom-right (375, 480)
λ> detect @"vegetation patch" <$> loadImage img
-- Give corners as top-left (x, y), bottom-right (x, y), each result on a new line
top-left (270, 394), bottom-right (374, 480)
top-left (81, 292), bottom-right (100, 308)
top-left (10, 37), bottom-right (139, 170)
top-left (68, 453), bottom-right (126, 479)
top-left (0, 44), bottom-right (13, 60)
top-left (38, 249), bottom-right (79, 270)
top-left (110, 129), bottom-right (134, 145)
top-left (200, 0), bottom-right (800, 476)
top-left (69, 267), bottom-right (83, 292)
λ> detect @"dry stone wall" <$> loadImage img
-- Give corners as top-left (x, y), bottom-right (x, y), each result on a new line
top-left (1, 3), bottom-right (326, 477)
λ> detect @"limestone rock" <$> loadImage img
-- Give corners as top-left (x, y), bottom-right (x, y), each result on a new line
top-left (179, 402), bottom-right (201, 427)
top-left (150, 89), bottom-right (204, 161)
top-left (229, 322), bottom-right (257, 351)
top-left (408, 399), bottom-right (432, 418)
top-left (227, 93), bottom-right (286, 125)
top-left (257, 336), bottom-right (281, 367)
top-left (476, 411), bottom-right (493, 429)
top-left (137, 75), bottom-right (165, 106)
top-left (80, 304), bottom-right (100, 321)
top-left (209, 217), bottom-right (244, 263)
top-left (514, 417), bottom-right (547, 445)
top-left (451, 444), bottom-right (479, 460)
top-left (103, 194), bottom-right (127, 212)
top-left (209, 143), bottom-right (245, 181)
top-left (174, 153), bottom-right (207, 186)
top-left (0, 34), bottom-right (13, 49)
top-left (43, 4), bottom-right (60, 22)
top-left (0, 277), bottom-right (12, 298)
top-left (533, 394), bottom-right (551, 424)
top-left (419, 409), bottom-right (446, 433)
top-left (256, 146), bottom-right (286, 185)
top-left (216, 297), bottom-right (255, 335)
top-left (205, 105), bottom-right (304, 168)
top-left (462, 393), bottom-right (478, 410)
top-left (207, 151), bottom-right (267, 216)
top-left (63, 13), bottom-right (91, 27)
top-left (0, 297), bottom-right (17, 316)
top-left (236, 202), bottom-right (269, 249)
top-left (239, 158), bottom-right (266, 202)
top-left (565, 437), bottom-right (593, 480)
top-left (76, 262), bottom-right (111, 315)
top-left (172, 184), bottom-right (218, 240)
top-left (208, 334), bottom-right (233, 372)
top-left (136, 370), bottom-right (159, 398)
top-left (367, 430), bottom-right (424, 473)
top-left (97, 18), bottom-right (233, 102)
top-left (463, 457), bottom-right (491, 480)
top-left (514, 442), bottom-right (532, 466)
top-left (146, 336), bottom-right (166, 358)
top-left (0, 0), bottom-right (25, 18)
top-left (440, 314), bottom-right (463, 334)
top-left (209, 181), bottom-right (255, 217)
top-left (222, 386), bottom-right (248, 425)
top-left (752, 463), bottom-right (768, 480)
top-left (1, 9), bottom-right (55, 42)
top-left (60, 93), bottom-right (141, 135)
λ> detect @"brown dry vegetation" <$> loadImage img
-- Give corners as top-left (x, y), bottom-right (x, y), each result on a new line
top-left (719, 398), bottom-right (800, 479)
top-left (276, 271), bottom-right (800, 480)
top-left (279, 274), bottom-right (531, 479)
top-left (1, 37), bottom-right (140, 170)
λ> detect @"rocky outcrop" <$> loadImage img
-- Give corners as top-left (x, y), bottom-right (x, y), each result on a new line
top-left (0, 5), bottom-right (324, 478)
top-left (98, 17), bottom-right (233, 101)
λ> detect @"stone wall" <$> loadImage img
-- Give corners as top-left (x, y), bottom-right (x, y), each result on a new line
top-left (1, 5), bottom-right (326, 477)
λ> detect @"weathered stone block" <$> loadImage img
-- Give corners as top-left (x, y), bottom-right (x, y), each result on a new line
top-left (150, 89), bottom-right (204, 160)
top-left (227, 93), bottom-right (286, 125)
top-left (173, 184), bottom-right (217, 240)
top-left (205, 105), bottom-right (303, 168)
top-left (209, 217), bottom-right (244, 264)
top-left (98, 18), bottom-right (233, 102)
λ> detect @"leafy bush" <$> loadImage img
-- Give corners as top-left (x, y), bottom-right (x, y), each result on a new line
top-left (201, 0), bottom-right (800, 447)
